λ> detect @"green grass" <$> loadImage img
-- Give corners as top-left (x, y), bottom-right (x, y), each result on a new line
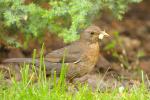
top-left (0, 46), bottom-right (149, 100)
top-left (0, 67), bottom-right (150, 100)
top-left (0, 64), bottom-right (150, 100)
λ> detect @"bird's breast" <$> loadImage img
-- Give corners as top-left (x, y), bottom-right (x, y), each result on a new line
top-left (84, 42), bottom-right (100, 66)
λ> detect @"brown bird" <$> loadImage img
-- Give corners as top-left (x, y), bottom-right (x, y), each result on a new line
top-left (3, 25), bottom-right (109, 80)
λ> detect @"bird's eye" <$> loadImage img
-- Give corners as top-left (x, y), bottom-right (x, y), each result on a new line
top-left (90, 32), bottom-right (94, 35)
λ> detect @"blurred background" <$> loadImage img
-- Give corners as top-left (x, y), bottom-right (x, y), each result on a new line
top-left (0, 0), bottom-right (149, 78)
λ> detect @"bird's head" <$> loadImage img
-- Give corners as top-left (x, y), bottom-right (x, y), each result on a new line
top-left (80, 25), bottom-right (109, 43)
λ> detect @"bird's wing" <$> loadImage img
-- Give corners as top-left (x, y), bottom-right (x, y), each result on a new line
top-left (3, 42), bottom-right (85, 63)
top-left (45, 42), bottom-right (84, 63)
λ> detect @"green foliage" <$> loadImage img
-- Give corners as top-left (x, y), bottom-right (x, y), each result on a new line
top-left (0, 0), bottom-right (142, 46)
top-left (0, 33), bottom-right (21, 47)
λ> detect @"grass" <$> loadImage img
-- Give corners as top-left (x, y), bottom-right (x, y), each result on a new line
top-left (0, 70), bottom-right (150, 100)
top-left (0, 46), bottom-right (150, 100)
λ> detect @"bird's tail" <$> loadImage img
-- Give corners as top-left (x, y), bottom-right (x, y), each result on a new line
top-left (3, 58), bottom-right (39, 64)
top-left (3, 58), bottom-right (62, 75)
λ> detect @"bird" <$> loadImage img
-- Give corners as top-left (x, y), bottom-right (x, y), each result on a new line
top-left (3, 25), bottom-right (109, 80)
